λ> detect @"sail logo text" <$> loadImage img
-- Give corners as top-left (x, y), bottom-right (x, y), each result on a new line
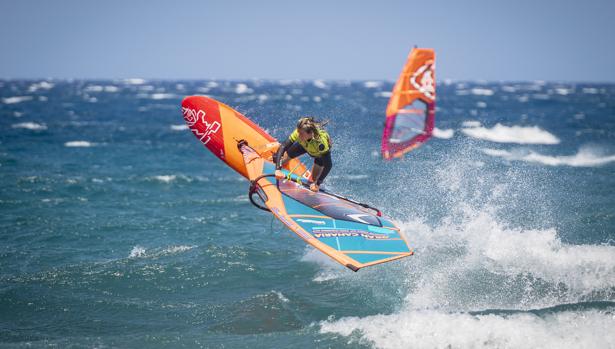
top-left (193, 120), bottom-right (220, 145)
top-left (181, 107), bottom-right (204, 127)
top-left (410, 62), bottom-right (435, 100)
top-left (182, 108), bottom-right (220, 145)
top-left (312, 229), bottom-right (388, 240)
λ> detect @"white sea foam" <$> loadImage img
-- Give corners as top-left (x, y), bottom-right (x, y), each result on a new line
top-left (471, 88), bottom-right (494, 96)
top-left (433, 127), bottom-right (454, 139)
top-left (320, 215), bottom-right (615, 347)
top-left (129, 245), bottom-right (147, 258)
top-left (104, 85), bottom-right (119, 92)
top-left (272, 291), bottom-right (290, 303)
top-left (123, 78), bottom-right (146, 85)
top-left (461, 120), bottom-right (481, 128)
top-left (85, 85), bottom-right (100, 93)
top-left (321, 309), bottom-right (615, 349)
top-left (554, 87), bottom-right (573, 95)
top-left (529, 82), bottom-right (546, 90)
top-left (65, 141), bottom-right (94, 147)
top-left (129, 245), bottom-right (194, 259)
top-left (363, 81), bottom-right (382, 88)
top-left (3, 96), bottom-right (33, 104)
top-left (320, 206), bottom-right (615, 347)
top-left (162, 245), bottom-right (195, 255)
top-left (234, 83), bottom-right (252, 94)
top-left (313, 272), bottom-right (342, 283)
top-left (84, 85), bottom-right (119, 93)
top-left (582, 87), bottom-right (599, 94)
top-left (153, 175), bottom-right (177, 183)
top-left (170, 124), bottom-right (189, 131)
top-left (483, 147), bottom-right (615, 167)
top-left (482, 148), bottom-right (512, 157)
top-left (138, 85), bottom-right (155, 92)
top-left (149, 174), bottom-right (198, 183)
top-left (151, 93), bottom-right (176, 100)
top-left (12, 122), bottom-right (47, 131)
top-left (313, 80), bottom-right (327, 89)
top-left (329, 174), bottom-right (369, 181)
top-left (257, 94), bottom-right (269, 103)
top-left (28, 81), bottom-right (54, 92)
top-left (413, 214), bottom-right (613, 300)
top-left (344, 174), bottom-right (369, 180)
top-left (375, 91), bottom-right (392, 98)
top-left (462, 123), bottom-right (560, 144)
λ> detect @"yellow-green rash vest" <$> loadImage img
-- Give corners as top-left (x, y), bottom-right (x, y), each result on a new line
top-left (289, 128), bottom-right (331, 157)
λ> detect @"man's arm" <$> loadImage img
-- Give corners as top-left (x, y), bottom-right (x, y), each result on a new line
top-left (274, 139), bottom-right (293, 170)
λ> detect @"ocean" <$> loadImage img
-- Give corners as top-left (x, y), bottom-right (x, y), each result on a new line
top-left (1, 79), bottom-right (614, 348)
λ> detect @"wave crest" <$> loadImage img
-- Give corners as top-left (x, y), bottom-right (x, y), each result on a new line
top-left (483, 147), bottom-right (615, 167)
top-left (462, 123), bottom-right (560, 144)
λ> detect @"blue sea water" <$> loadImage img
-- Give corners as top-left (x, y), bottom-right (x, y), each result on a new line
top-left (1, 79), bottom-right (614, 348)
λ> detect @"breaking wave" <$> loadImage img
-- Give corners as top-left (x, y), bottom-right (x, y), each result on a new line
top-left (483, 147), bottom-right (615, 167)
top-left (462, 123), bottom-right (560, 144)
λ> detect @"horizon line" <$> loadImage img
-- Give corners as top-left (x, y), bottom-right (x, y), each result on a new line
top-left (2, 77), bottom-right (615, 84)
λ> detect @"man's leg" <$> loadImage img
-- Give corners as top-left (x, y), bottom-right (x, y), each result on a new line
top-left (311, 152), bottom-right (332, 185)
top-left (310, 163), bottom-right (323, 183)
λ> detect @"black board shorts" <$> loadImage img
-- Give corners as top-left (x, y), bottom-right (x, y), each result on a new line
top-left (286, 142), bottom-right (332, 184)
top-left (286, 142), bottom-right (331, 166)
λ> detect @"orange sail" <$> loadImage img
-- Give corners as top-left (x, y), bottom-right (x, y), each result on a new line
top-left (381, 48), bottom-right (436, 159)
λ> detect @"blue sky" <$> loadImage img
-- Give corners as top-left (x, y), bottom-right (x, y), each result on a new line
top-left (1, 0), bottom-right (614, 81)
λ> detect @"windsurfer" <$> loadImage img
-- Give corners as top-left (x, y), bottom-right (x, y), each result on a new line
top-left (274, 117), bottom-right (332, 192)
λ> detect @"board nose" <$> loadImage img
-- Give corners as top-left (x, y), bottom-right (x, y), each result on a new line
top-left (180, 95), bottom-right (226, 161)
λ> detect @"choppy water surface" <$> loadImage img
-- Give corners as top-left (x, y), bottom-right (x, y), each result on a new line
top-left (1, 79), bottom-right (614, 348)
